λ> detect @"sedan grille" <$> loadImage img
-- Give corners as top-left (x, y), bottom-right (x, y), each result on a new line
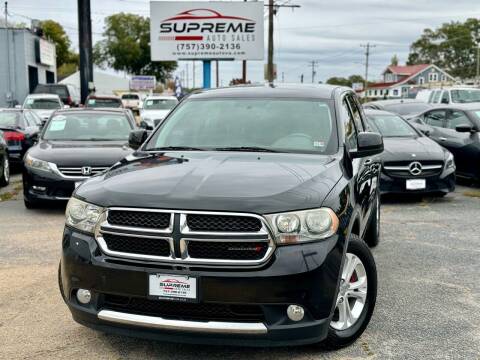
top-left (383, 160), bottom-right (443, 178)
top-left (57, 166), bottom-right (109, 177)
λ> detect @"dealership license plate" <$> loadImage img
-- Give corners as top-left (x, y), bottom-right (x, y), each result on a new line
top-left (406, 179), bottom-right (426, 190)
top-left (149, 274), bottom-right (197, 301)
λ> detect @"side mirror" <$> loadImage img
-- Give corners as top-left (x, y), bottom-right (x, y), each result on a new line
top-left (455, 124), bottom-right (476, 133)
top-left (128, 129), bottom-right (148, 150)
top-left (139, 120), bottom-right (148, 129)
top-left (350, 132), bottom-right (384, 158)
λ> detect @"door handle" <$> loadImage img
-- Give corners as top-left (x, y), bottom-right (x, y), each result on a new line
top-left (439, 137), bottom-right (447, 141)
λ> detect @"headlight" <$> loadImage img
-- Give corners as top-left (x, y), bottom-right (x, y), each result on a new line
top-left (65, 197), bottom-right (105, 234)
top-left (265, 208), bottom-right (339, 245)
top-left (24, 153), bottom-right (55, 173)
top-left (445, 151), bottom-right (455, 169)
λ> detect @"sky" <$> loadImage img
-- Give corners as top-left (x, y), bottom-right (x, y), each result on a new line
top-left (5, 0), bottom-right (480, 87)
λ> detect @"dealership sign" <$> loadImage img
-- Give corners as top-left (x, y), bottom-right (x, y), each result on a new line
top-left (35, 39), bottom-right (55, 66)
top-left (130, 75), bottom-right (156, 90)
top-left (150, 1), bottom-right (264, 61)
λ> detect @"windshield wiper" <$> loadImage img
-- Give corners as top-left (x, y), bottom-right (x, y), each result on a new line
top-left (147, 146), bottom-right (206, 151)
top-left (215, 146), bottom-right (279, 153)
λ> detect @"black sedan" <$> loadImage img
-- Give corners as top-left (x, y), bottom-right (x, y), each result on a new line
top-left (23, 109), bottom-right (135, 208)
top-left (0, 129), bottom-right (10, 187)
top-left (408, 104), bottom-right (480, 181)
top-left (0, 109), bottom-right (43, 164)
top-left (365, 109), bottom-right (455, 195)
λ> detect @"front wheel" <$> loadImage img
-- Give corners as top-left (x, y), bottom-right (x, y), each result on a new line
top-left (0, 153), bottom-right (10, 187)
top-left (321, 235), bottom-right (377, 350)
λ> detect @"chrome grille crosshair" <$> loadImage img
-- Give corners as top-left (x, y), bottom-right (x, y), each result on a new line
top-left (95, 208), bottom-right (275, 268)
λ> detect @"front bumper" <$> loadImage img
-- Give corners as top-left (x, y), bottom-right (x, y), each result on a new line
top-left (380, 167), bottom-right (455, 195)
top-left (23, 166), bottom-right (82, 201)
top-left (60, 227), bottom-right (345, 346)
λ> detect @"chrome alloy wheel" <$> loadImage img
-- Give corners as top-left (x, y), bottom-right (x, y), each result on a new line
top-left (3, 156), bottom-right (9, 182)
top-left (330, 253), bottom-right (368, 330)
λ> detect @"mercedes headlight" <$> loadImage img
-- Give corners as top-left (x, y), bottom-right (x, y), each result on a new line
top-left (265, 208), bottom-right (339, 245)
top-left (24, 153), bottom-right (55, 173)
top-left (65, 197), bottom-right (105, 234)
top-left (445, 151), bottom-right (455, 169)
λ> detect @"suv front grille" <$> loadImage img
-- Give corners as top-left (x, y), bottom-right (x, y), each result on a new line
top-left (102, 294), bottom-right (265, 322)
top-left (186, 214), bottom-right (262, 232)
top-left (108, 210), bottom-right (171, 229)
top-left (97, 209), bottom-right (274, 267)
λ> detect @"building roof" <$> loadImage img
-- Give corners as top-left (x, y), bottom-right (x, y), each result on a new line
top-left (384, 64), bottom-right (430, 75)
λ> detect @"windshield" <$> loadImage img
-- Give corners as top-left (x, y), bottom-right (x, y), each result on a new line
top-left (86, 98), bottom-right (122, 108)
top-left (143, 99), bottom-right (178, 110)
top-left (43, 113), bottom-right (132, 141)
top-left (145, 99), bottom-right (336, 154)
top-left (24, 98), bottom-right (61, 110)
top-left (122, 94), bottom-right (139, 100)
top-left (450, 89), bottom-right (480, 103)
top-left (35, 85), bottom-right (68, 97)
top-left (366, 114), bottom-right (419, 137)
top-left (0, 112), bottom-right (20, 128)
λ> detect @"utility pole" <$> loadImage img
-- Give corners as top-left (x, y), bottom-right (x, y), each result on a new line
top-left (4, 1), bottom-right (11, 106)
top-left (309, 60), bottom-right (318, 83)
top-left (361, 43), bottom-right (375, 98)
top-left (300, 74), bottom-right (304, 83)
top-left (266, 1), bottom-right (300, 83)
top-left (476, 46), bottom-right (479, 86)
top-left (77, 0), bottom-right (93, 104)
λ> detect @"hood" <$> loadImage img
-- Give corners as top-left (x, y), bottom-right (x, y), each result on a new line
top-left (32, 109), bottom-right (56, 119)
top-left (76, 152), bottom-right (342, 214)
top-left (141, 109), bottom-right (171, 120)
top-left (28, 140), bottom-right (133, 167)
top-left (381, 136), bottom-right (445, 162)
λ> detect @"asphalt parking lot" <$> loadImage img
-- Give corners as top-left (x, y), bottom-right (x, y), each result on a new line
top-left (1, 173), bottom-right (479, 360)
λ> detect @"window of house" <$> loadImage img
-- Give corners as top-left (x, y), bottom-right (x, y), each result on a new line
top-left (418, 77), bottom-right (425, 85)
top-left (374, 90), bottom-right (378, 96)
top-left (428, 72), bottom-right (438, 82)
top-left (441, 75), bottom-right (446, 81)
top-left (393, 89), bottom-right (399, 96)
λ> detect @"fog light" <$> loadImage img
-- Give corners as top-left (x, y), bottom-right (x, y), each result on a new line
top-left (287, 305), bottom-right (304, 321)
top-left (32, 186), bottom-right (46, 191)
top-left (76, 289), bottom-right (91, 304)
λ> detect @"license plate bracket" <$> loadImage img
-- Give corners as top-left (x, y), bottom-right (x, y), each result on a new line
top-left (406, 179), bottom-right (426, 190)
top-left (148, 274), bottom-right (198, 302)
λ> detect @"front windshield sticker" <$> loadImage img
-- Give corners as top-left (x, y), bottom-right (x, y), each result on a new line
top-left (49, 118), bottom-right (66, 131)
top-left (146, 100), bottom-right (153, 106)
top-left (313, 141), bottom-right (325, 148)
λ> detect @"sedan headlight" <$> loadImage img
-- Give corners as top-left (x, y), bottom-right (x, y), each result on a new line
top-left (24, 153), bottom-right (55, 173)
top-left (265, 208), bottom-right (339, 245)
top-left (65, 197), bottom-right (104, 234)
top-left (445, 151), bottom-right (455, 169)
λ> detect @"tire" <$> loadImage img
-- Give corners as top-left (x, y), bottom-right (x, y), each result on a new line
top-left (0, 153), bottom-right (10, 187)
top-left (364, 192), bottom-right (380, 247)
top-left (321, 235), bottom-right (377, 350)
top-left (58, 261), bottom-right (67, 303)
top-left (24, 195), bottom-right (41, 209)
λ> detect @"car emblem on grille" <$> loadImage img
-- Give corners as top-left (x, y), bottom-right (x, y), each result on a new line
top-left (81, 166), bottom-right (92, 176)
top-left (408, 161), bottom-right (422, 176)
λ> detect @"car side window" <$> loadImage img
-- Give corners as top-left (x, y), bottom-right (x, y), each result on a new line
top-left (447, 111), bottom-right (472, 130)
top-left (424, 110), bottom-right (446, 127)
top-left (346, 95), bottom-right (365, 132)
top-left (340, 98), bottom-right (358, 150)
top-left (441, 91), bottom-right (449, 104)
top-left (24, 112), bottom-right (37, 127)
top-left (431, 90), bottom-right (442, 103)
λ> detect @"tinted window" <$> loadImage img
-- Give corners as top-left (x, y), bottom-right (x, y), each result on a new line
top-left (383, 103), bottom-right (432, 115)
top-left (441, 91), bottom-right (449, 104)
top-left (424, 110), bottom-right (446, 127)
top-left (23, 112), bottom-right (38, 127)
top-left (143, 99), bottom-right (178, 110)
top-left (447, 111), bottom-right (472, 129)
top-left (450, 89), bottom-right (480, 103)
top-left (146, 99), bottom-right (336, 154)
top-left (122, 94), bottom-right (139, 100)
top-left (43, 113), bottom-right (133, 141)
top-left (0, 112), bottom-right (21, 128)
top-left (24, 98), bottom-right (61, 109)
top-left (86, 98), bottom-right (122, 108)
top-left (366, 114), bottom-right (418, 137)
top-left (341, 99), bottom-right (358, 150)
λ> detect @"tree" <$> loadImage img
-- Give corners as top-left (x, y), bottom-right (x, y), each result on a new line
top-left (326, 75), bottom-right (364, 87)
top-left (407, 18), bottom-right (480, 79)
top-left (94, 13), bottom-right (177, 81)
top-left (40, 20), bottom-right (76, 68)
top-left (390, 54), bottom-right (399, 66)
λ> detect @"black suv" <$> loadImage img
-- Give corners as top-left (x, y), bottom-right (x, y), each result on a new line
top-left (59, 85), bottom-right (383, 349)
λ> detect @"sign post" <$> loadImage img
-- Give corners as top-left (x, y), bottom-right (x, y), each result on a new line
top-left (149, 1), bottom-right (264, 89)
